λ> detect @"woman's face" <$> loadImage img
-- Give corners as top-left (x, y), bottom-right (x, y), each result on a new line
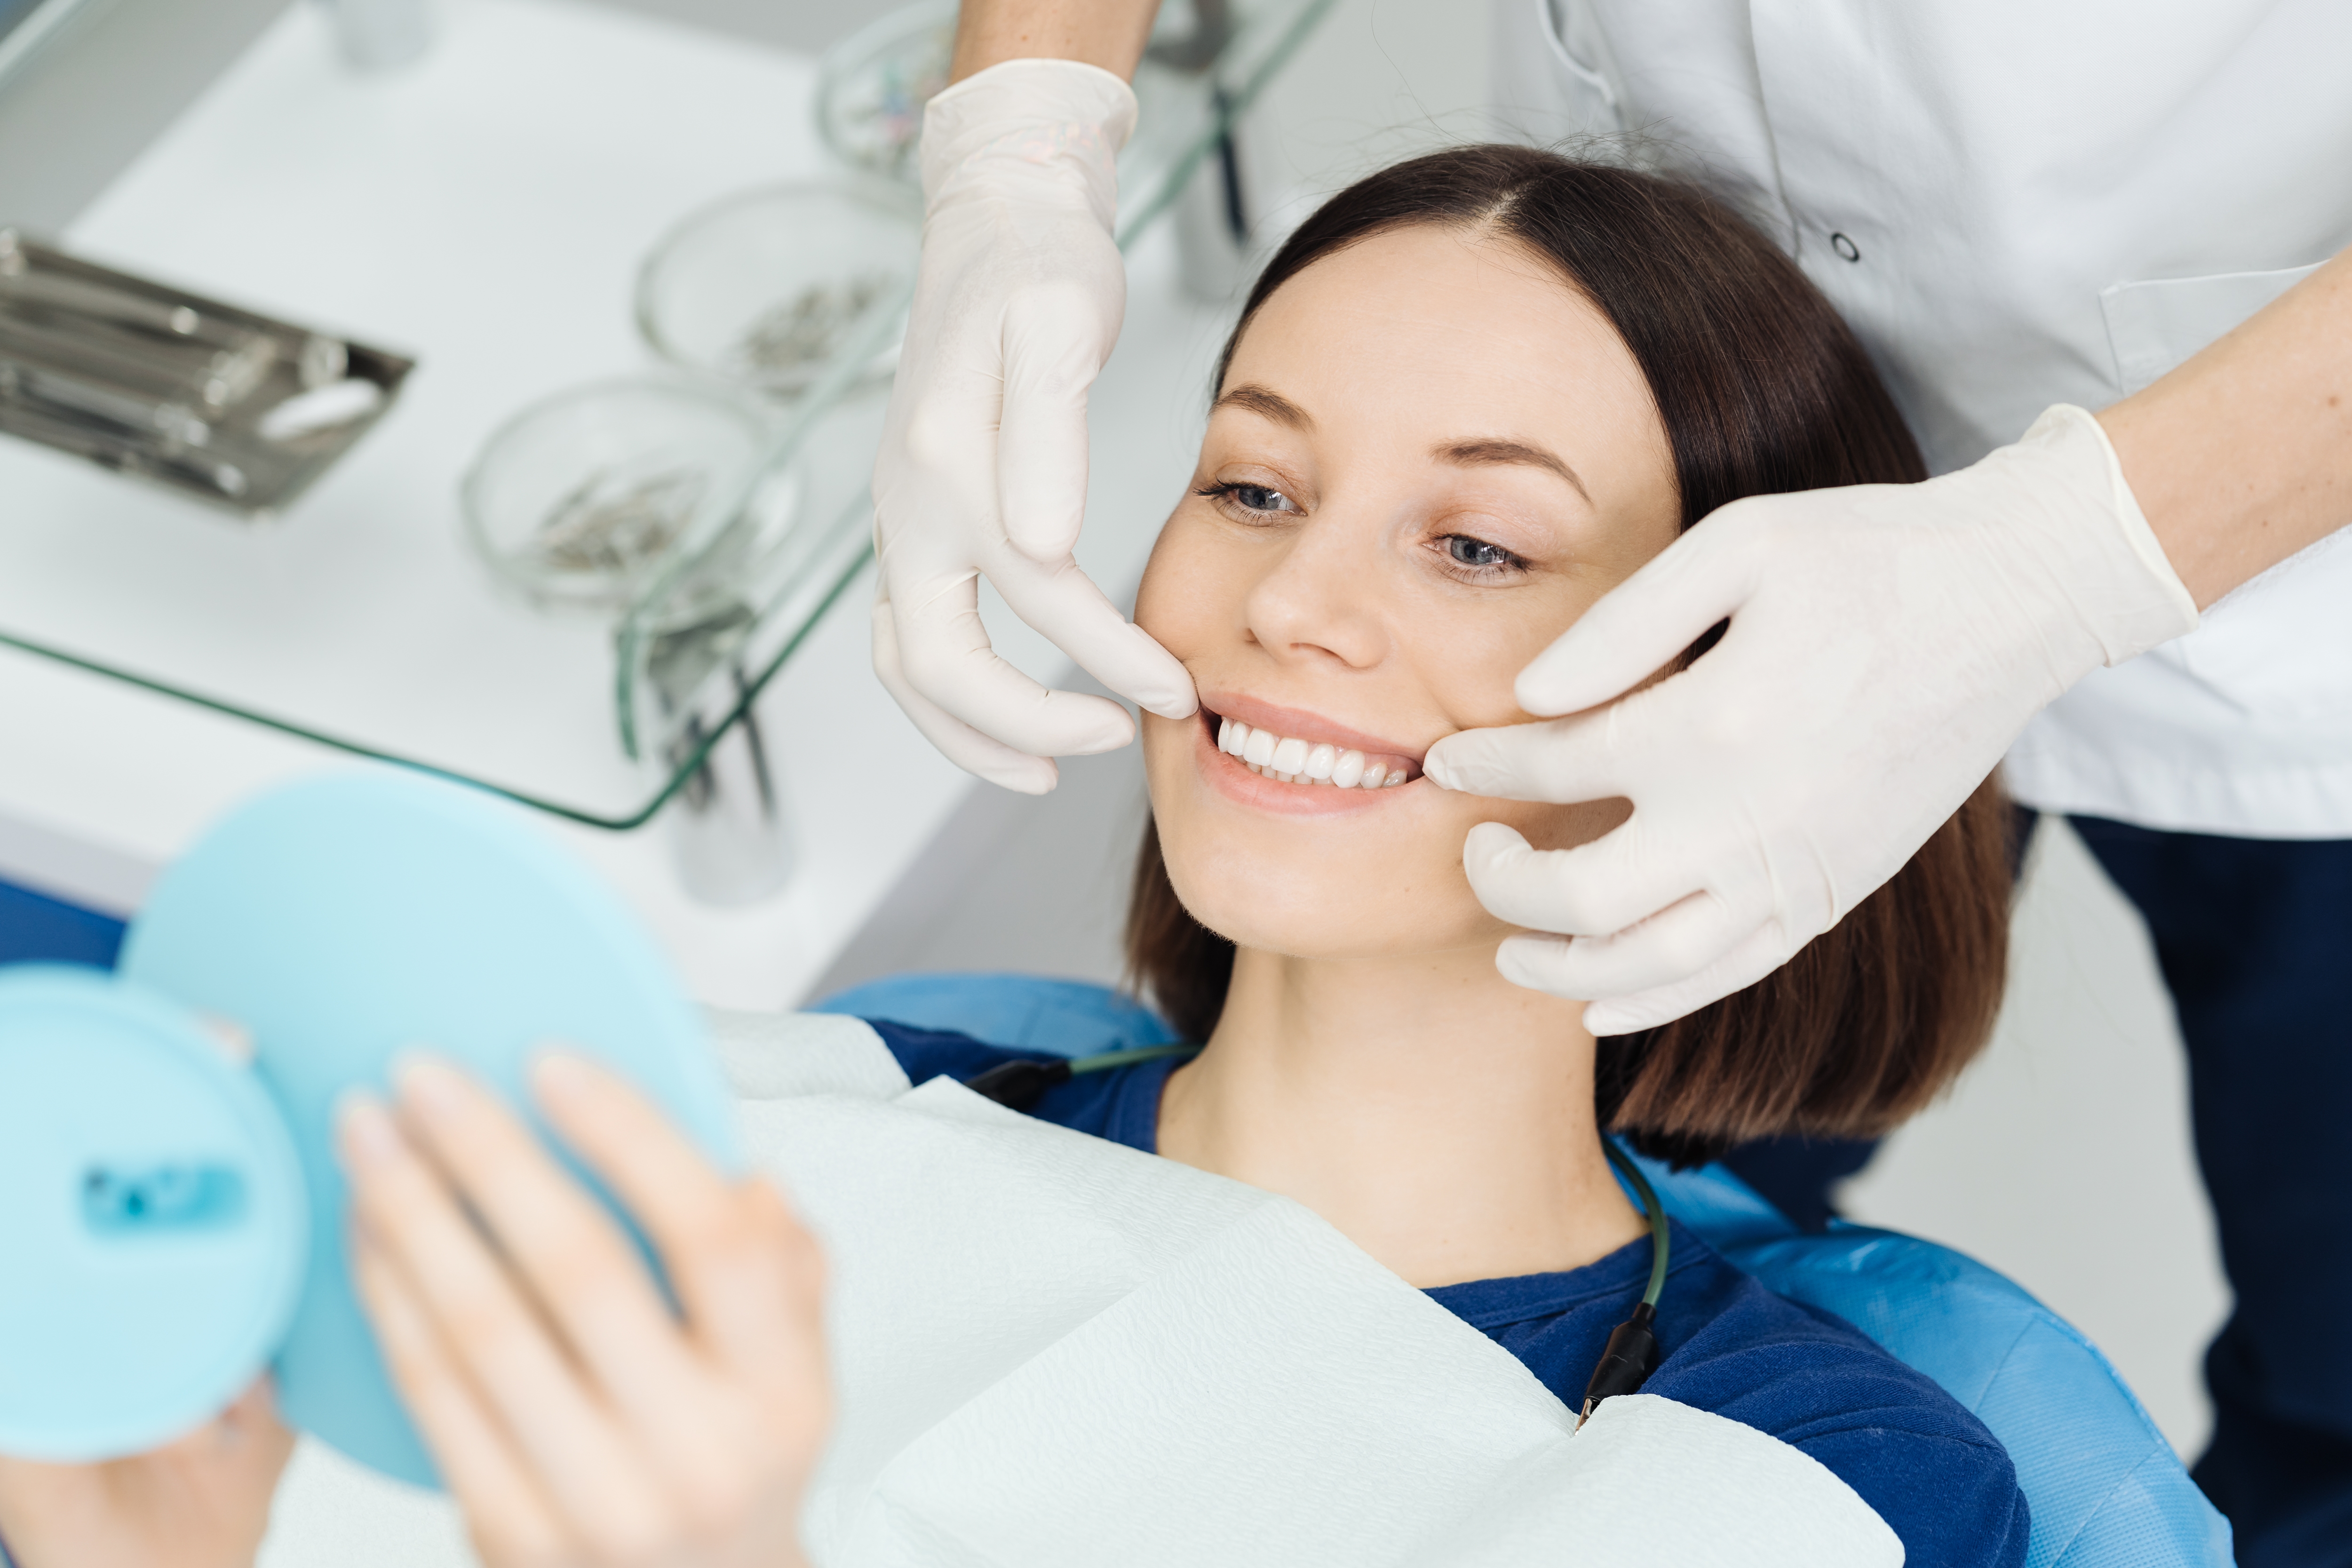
top-left (1135, 223), bottom-right (1682, 963)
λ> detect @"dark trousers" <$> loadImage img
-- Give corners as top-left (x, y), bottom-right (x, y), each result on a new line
top-left (2074, 816), bottom-right (2352, 1567)
top-left (1726, 814), bottom-right (2352, 1566)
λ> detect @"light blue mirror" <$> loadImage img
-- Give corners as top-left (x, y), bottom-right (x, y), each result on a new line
top-left (0, 966), bottom-right (305, 1460)
top-left (0, 770), bottom-right (737, 1487)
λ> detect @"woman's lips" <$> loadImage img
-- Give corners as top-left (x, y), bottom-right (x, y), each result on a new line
top-left (1190, 700), bottom-right (1427, 815)
top-left (1198, 692), bottom-right (1425, 777)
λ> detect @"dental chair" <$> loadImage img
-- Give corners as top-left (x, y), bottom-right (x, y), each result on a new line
top-left (815, 971), bottom-right (2234, 1568)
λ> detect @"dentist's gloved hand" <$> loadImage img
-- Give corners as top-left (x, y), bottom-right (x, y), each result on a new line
top-left (872, 58), bottom-right (1198, 795)
top-left (1425, 405), bottom-right (2200, 1035)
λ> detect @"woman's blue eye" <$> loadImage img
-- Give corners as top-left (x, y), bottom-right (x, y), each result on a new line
top-left (1446, 535), bottom-right (1517, 569)
top-left (1195, 481), bottom-right (1297, 517)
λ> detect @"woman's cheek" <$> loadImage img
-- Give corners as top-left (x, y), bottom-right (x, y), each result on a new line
top-left (1133, 509), bottom-right (1226, 653)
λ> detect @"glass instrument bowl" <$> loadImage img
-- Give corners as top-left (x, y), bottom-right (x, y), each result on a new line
top-left (634, 178), bottom-right (918, 401)
top-left (461, 377), bottom-right (775, 618)
top-left (812, 0), bottom-right (955, 184)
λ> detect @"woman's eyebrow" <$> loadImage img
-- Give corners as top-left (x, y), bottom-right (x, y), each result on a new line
top-left (1212, 383), bottom-right (1315, 430)
top-left (1434, 438), bottom-right (1592, 503)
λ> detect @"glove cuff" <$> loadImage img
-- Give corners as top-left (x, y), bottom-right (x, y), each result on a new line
top-left (919, 58), bottom-right (1138, 231)
top-left (2003, 404), bottom-right (2200, 667)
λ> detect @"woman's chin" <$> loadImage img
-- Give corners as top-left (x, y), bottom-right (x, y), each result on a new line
top-left (1175, 876), bottom-right (1502, 965)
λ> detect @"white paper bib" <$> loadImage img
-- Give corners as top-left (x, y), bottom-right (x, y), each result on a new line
top-left (721, 1011), bottom-right (1904, 1567)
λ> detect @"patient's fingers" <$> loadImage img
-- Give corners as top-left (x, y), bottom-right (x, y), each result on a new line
top-left (530, 1051), bottom-right (828, 1394)
top-left (386, 1057), bottom-right (726, 1461)
top-left (335, 1093), bottom-right (667, 1551)
top-left (350, 1227), bottom-right (570, 1568)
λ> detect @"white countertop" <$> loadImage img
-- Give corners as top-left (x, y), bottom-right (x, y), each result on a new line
top-left (0, 0), bottom-right (1229, 1009)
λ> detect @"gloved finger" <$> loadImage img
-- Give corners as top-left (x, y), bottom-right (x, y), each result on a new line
top-left (1511, 506), bottom-right (1768, 716)
top-left (987, 547), bottom-right (1198, 720)
top-left (1422, 709), bottom-right (1629, 803)
top-left (996, 280), bottom-right (1113, 564)
top-left (873, 584), bottom-right (1063, 794)
top-left (1578, 918), bottom-right (1798, 1036)
top-left (1491, 933), bottom-right (1582, 1002)
top-left (880, 556), bottom-right (1140, 761)
top-left (1458, 819), bottom-right (1700, 942)
top-left (1496, 884), bottom-right (1765, 1002)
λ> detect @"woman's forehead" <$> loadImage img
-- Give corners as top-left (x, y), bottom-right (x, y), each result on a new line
top-left (1216, 226), bottom-right (1668, 489)
top-left (1227, 230), bottom-right (1645, 406)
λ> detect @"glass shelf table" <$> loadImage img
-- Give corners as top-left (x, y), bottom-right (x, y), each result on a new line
top-left (0, 0), bottom-right (1333, 839)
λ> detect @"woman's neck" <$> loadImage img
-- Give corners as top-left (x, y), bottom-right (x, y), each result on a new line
top-left (1155, 943), bottom-right (1646, 1289)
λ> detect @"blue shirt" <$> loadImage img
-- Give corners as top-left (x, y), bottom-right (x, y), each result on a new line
top-left (871, 1019), bottom-right (2031, 1568)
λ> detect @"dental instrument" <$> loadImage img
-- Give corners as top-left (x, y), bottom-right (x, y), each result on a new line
top-left (0, 231), bottom-right (413, 517)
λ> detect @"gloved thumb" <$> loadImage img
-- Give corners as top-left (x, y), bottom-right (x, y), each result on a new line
top-left (1423, 709), bottom-right (1627, 803)
top-left (997, 283), bottom-right (1113, 562)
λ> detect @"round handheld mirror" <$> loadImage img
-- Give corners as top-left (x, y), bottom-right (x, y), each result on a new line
top-left (0, 966), bottom-right (306, 1460)
top-left (109, 769), bottom-right (740, 1487)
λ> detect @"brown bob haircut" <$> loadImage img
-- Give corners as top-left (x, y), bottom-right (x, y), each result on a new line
top-left (1124, 144), bottom-right (2012, 1167)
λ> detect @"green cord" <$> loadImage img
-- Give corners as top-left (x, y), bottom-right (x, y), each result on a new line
top-left (1602, 1139), bottom-right (1672, 1308)
top-left (1067, 1043), bottom-right (1204, 1075)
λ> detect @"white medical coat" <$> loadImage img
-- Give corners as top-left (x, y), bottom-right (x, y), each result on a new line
top-left (1491, 0), bottom-right (2352, 838)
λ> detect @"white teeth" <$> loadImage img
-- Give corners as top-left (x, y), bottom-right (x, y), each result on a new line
top-left (1217, 716), bottom-right (1414, 792)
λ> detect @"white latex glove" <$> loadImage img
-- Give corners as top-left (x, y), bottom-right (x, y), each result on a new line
top-left (872, 58), bottom-right (1199, 795)
top-left (1423, 405), bottom-right (2200, 1035)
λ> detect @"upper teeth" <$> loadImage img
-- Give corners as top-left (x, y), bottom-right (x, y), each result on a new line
top-left (1217, 717), bottom-right (1408, 788)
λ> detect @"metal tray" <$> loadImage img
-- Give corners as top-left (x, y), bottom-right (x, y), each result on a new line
top-left (0, 229), bottom-right (414, 518)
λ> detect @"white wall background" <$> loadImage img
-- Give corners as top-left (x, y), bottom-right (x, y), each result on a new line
top-left (818, 0), bottom-right (2233, 1463)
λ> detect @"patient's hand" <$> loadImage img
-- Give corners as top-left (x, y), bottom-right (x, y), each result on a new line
top-left (338, 1051), bottom-right (829, 1568)
top-left (0, 1379), bottom-right (293, 1568)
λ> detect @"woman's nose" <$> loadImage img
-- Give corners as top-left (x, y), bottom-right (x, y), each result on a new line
top-left (1241, 510), bottom-right (1390, 671)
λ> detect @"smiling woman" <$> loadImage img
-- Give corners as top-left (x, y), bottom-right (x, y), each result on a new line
top-left (1129, 148), bottom-right (2010, 1164)
top-left (898, 145), bottom-right (2028, 1565)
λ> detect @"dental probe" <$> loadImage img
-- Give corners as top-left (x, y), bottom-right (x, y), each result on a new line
top-left (961, 1048), bottom-right (1673, 1427)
